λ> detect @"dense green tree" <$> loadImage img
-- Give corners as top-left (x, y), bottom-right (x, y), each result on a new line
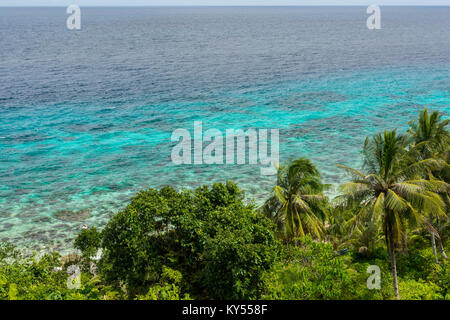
top-left (74, 226), bottom-right (102, 261)
top-left (96, 181), bottom-right (278, 299)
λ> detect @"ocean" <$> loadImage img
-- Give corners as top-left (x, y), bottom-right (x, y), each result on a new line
top-left (0, 6), bottom-right (449, 253)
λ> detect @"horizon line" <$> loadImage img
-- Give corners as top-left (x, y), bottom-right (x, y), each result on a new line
top-left (1, 5), bottom-right (450, 7)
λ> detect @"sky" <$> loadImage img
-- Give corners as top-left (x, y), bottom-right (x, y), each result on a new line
top-left (0, 1), bottom-right (449, 6)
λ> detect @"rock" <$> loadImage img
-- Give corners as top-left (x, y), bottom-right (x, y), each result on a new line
top-left (61, 253), bottom-right (81, 267)
top-left (358, 246), bottom-right (368, 254)
top-left (54, 210), bottom-right (89, 222)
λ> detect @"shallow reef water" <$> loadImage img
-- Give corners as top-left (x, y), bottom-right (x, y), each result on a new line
top-left (0, 7), bottom-right (449, 253)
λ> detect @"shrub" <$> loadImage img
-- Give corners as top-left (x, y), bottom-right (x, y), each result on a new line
top-left (428, 261), bottom-right (450, 299)
top-left (398, 279), bottom-right (442, 300)
top-left (135, 266), bottom-right (190, 300)
top-left (0, 242), bottom-right (68, 300)
top-left (396, 247), bottom-right (436, 280)
top-left (0, 241), bottom-right (122, 300)
top-left (345, 259), bottom-right (394, 300)
top-left (262, 236), bottom-right (351, 300)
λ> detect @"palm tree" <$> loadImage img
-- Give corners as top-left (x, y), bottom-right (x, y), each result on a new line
top-left (337, 130), bottom-right (447, 299)
top-left (433, 152), bottom-right (450, 260)
top-left (261, 158), bottom-right (329, 243)
top-left (407, 107), bottom-right (450, 261)
top-left (407, 107), bottom-right (449, 158)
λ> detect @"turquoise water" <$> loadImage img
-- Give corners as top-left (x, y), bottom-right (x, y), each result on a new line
top-left (0, 7), bottom-right (449, 253)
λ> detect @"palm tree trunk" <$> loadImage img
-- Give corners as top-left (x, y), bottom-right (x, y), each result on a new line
top-left (387, 223), bottom-right (399, 300)
top-left (438, 239), bottom-right (448, 260)
top-left (436, 216), bottom-right (448, 260)
top-left (389, 244), bottom-right (399, 300)
top-left (430, 215), bottom-right (439, 264)
top-left (402, 232), bottom-right (408, 255)
top-left (431, 232), bottom-right (439, 264)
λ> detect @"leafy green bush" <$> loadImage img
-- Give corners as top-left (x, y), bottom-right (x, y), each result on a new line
top-left (345, 259), bottom-right (394, 300)
top-left (428, 261), bottom-right (450, 299)
top-left (262, 236), bottom-right (351, 300)
top-left (398, 279), bottom-right (442, 300)
top-left (0, 242), bottom-right (68, 300)
top-left (135, 266), bottom-right (190, 300)
top-left (396, 247), bottom-right (436, 280)
top-left (0, 241), bottom-right (122, 300)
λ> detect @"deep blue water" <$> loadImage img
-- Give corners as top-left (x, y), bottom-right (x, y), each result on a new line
top-left (0, 7), bottom-right (449, 253)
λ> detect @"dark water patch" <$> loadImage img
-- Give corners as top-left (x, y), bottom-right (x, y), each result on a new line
top-left (32, 216), bottom-right (52, 223)
top-left (4, 132), bottom-right (49, 145)
top-left (2, 223), bottom-right (14, 229)
top-left (65, 123), bottom-right (116, 133)
top-left (54, 223), bottom-right (70, 229)
top-left (13, 188), bottom-right (33, 196)
top-left (54, 209), bottom-right (90, 222)
top-left (27, 231), bottom-right (49, 242)
top-left (62, 136), bottom-right (77, 141)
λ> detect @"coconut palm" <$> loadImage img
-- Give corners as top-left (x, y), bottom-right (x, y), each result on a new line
top-left (407, 107), bottom-right (450, 261)
top-left (337, 130), bottom-right (447, 299)
top-left (261, 158), bottom-right (329, 242)
top-left (407, 107), bottom-right (449, 158)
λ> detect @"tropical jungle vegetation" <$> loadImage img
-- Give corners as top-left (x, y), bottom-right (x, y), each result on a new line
top-left (1, 108), bottom-right (449, 300)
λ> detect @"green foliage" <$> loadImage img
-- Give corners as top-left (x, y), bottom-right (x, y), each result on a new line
top-left (262, 236), bottom-right (351, 300)
top-left (428, 260), bottom-right (450, 299)
top-left (135, 283), bottom-right (184, 300)
top-left (0, 242), bottom-right (68, 300)
top-left (0, 241), bottom-right (122, 300)
top-left (135, 266), bottom-right (190, 300)
top-left (398, 279), bottom-right (442, 300)
top-left (201, 207), bottom-right (278, 299)
top-left (345, 256), bottom-right (394, 300)
top-left (396, 247), bottom-right (436, 280)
